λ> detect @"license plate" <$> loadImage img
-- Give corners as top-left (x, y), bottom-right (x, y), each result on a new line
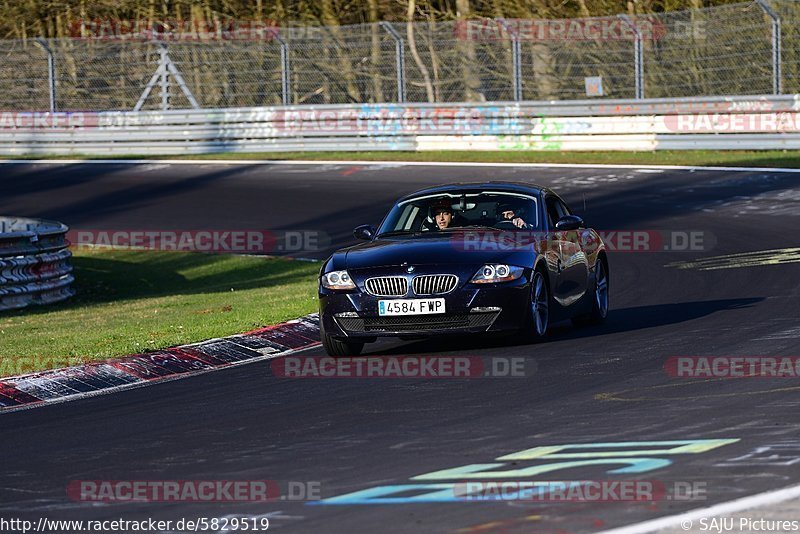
top-left (378, 298), bottom-right (446, 316)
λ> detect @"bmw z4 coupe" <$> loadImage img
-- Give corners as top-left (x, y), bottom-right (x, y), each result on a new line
top-left (318, 182), bottom-right (609, 356)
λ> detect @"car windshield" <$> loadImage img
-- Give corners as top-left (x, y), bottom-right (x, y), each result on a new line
top-left (376, 191), bottom-right (540, 236)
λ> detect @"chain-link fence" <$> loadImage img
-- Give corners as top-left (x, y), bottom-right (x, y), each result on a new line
top-left (0, 40), bottom-right (52, 110)
top-left (1, 0), bottom-right (798, 112)
top-left (645, 2), bottom-right (775, 98)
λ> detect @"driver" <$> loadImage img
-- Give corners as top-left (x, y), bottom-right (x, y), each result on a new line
top-left (497, 203), bottom-right (529, 229)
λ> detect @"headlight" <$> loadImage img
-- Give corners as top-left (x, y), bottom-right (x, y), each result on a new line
top-left (470, 264), bottom-right (524, 284)
top-left (321, 270), bottom-right (356, 290)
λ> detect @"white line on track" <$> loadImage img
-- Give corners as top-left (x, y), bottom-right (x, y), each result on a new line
top-left (1, 158), bottom-right (800, 173)
top-left (597, 482), bottom-right (800, 534)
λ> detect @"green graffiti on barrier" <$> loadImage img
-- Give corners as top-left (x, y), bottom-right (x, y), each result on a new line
top-left (497, 115), bottom-right (564, 151)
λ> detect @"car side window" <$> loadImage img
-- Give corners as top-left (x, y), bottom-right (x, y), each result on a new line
top-left (556, 198), bottom-right (572, 217)
top-left (546, 196), bottom-right (573, 229)
top-left (545, 196), bottom-right (562, 228)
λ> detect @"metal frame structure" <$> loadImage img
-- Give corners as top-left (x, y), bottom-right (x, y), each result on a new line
top-left (134, 44), bottom-right (200, 111)
top-left (496, 19), bottom-right (522, 102)
top-left (757, 0), bottom-right (782, 95)
top-left (618, 15), bottom-right (644, 100)
top-left (33, 38), bottom-right (56, 112)
top-left (380, 22), bottom-right (406, 103)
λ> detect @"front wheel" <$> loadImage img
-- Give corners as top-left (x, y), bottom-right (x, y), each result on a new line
top-left (524, 270), bottom-right (550, 341)
top-left (573, 257), bottom-right (609, 326)
top-left (321, 319), bottom-right (364, 356)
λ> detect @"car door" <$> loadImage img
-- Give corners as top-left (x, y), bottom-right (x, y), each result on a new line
top-left (545, 194), bottom-right (589, 307)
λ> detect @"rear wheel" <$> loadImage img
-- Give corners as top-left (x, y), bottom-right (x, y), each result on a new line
top-left (524, 270), bottom-right (550, 341)
top-left (573, 256), bottom-right (609, 326)
top-left (321, 320), bottom-right (364, 357)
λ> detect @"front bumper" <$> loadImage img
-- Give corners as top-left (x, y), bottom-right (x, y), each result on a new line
top-left (320, 274), bottom-right (531, 339)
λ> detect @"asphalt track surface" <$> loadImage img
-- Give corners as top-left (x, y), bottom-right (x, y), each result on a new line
top-left (1, 161), bottom-right (800, 533)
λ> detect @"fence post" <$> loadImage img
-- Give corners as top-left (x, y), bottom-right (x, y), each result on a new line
top-left (380, 22), bottom-right (406, 103)
top-left (269, 29), bottom-right (291, 106)
top-left (757, 0), bottom-right (782, 95)
top-left (618, 15), bottom-right (644, 99)
top-left (496, 19), bottom-right (521, 101)
top-left (159, 45), bottom-right (170, 110)
top-left (35, 38), bottom-right (56, 112)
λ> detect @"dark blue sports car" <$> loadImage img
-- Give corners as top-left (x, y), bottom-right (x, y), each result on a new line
top-left (318, 182), bottom-right (609, 356)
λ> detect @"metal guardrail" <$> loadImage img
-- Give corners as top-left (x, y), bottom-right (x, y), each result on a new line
top-left (0, 94), bottom-right (799, 155)
top-left (0, 217), bottom-right (75, 311)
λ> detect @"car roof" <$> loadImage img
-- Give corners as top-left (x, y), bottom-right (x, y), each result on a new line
top-left (397, 182), bottom-right (551, 203)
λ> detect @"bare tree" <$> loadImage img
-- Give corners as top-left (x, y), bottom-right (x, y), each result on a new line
top-left (367, 0), bottom-right (383, 102)
top-left (455, 0), bottom-right (485, 101)
top-left (406, 0), bottom-right (434, 101)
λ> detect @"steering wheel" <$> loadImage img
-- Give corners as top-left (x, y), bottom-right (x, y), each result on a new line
top-left (493, 219), bottom-right (520, 229)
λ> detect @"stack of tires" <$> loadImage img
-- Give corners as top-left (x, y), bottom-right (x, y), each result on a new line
top-left (0, 217), bottom-right (74, 311)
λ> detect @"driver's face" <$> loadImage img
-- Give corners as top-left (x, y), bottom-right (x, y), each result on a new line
top-left (502, 210), bottom-right (516, 219)
top-left (435, 210), bottom-right (452, 229)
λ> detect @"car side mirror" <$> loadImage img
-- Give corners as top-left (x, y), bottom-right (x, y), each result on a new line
top-left (353, 224), bottom-right (376, 241)
top-left (554, 215), bottom-right (584, 231)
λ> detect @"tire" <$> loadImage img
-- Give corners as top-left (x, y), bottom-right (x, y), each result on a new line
top-left (524, 269), bottom-right (550, 341)
top-left (321, 319), bottom-right (365, 357)
top-left (572, 255), bottom-right (609, 327)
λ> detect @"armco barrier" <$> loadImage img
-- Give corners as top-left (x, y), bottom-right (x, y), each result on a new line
top-left (0, 217), bottom-right (75, 311)
top-left (1, 94), bottom-right (800, 155)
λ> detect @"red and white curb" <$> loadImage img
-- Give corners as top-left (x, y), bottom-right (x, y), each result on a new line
top-left (0, 314), bottom-right (321, 413)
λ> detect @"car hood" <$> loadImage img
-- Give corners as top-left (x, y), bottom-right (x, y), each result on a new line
top-left (344, 233), bottom-right (537, 270)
